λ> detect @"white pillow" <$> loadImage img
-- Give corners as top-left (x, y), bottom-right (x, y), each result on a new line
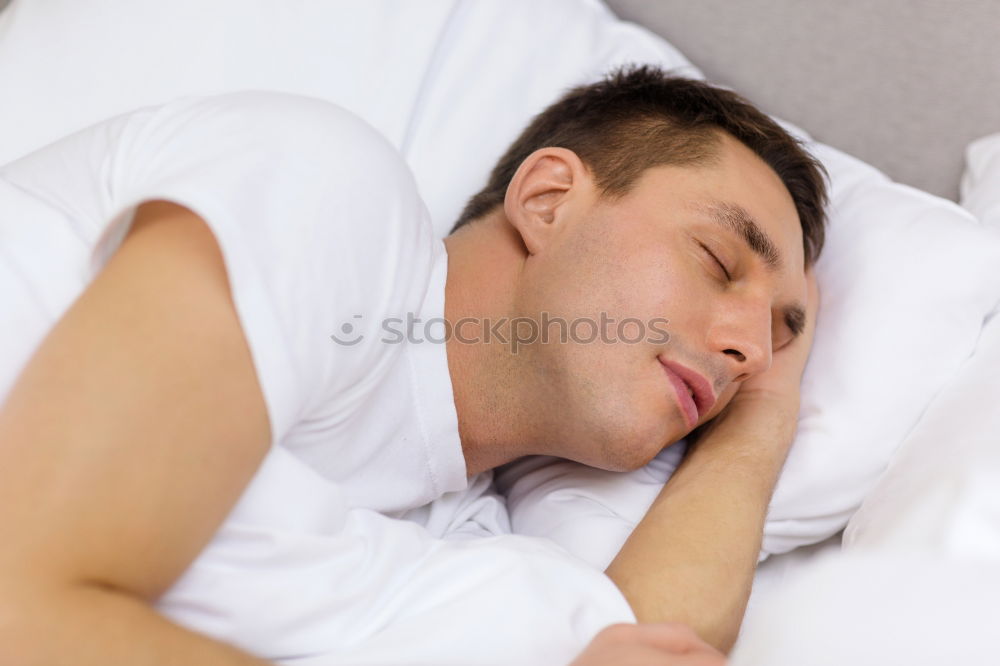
top-left (0, 0), bottom-right (458, 169)
top-left (961, 132), bottom-right (1000, 226)
top-left (842, 311), bottom-right (1000, 557)
top-left (2, 0), bottom-right (999, 559)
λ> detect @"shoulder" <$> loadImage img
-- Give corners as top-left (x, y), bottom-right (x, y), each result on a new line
top-left (136, 91), bottom-right (408, 178)
top-left (114, 91), bottom-right (430, 250)
top-left (124, 94), bottom-right (438, 409)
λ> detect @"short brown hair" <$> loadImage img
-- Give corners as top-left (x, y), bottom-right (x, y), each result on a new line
top-left (450, 66), bottom-right (827, 265)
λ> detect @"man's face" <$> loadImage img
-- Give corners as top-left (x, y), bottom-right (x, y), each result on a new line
top-left (512, 134), bottom-right (807, 471)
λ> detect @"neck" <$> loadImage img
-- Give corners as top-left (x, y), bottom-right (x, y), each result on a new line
top-left (443, 212), bottom-right (535, 477)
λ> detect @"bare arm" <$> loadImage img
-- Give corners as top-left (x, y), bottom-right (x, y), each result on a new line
top-left (604, 398), bottom-right (797, 653)
top-left (0, 202), bottom-right (273, 664)
top-left (605, 272), bottom-right (819, 653)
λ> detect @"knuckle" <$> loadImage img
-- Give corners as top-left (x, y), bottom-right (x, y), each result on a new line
top-left (596, 623), bottom-right (637, 643)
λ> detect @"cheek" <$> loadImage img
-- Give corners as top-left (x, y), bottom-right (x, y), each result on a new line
top-left (527, 216), bottom-right (709, 327)
top-left (603, 247), bottom-right (706, 325)
top-left (517, 233), bottom-right (616, 318)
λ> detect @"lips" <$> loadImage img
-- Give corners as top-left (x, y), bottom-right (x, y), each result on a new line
top-left (658, 357), bottom-right (717, 428)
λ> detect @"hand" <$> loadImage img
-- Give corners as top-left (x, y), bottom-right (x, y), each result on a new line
top-left (568, 623), bottom-right (727, 666)
top-left (690, 270), bottom-right (819, 449)
top-left (729, 268), bottom-right (820, 410)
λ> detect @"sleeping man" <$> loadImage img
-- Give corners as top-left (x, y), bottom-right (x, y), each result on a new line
top-left (0, 66), bottom-right (825, 665)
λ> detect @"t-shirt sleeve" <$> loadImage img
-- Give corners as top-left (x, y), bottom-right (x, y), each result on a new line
top-left (84, 92), bottom-right (435, 444)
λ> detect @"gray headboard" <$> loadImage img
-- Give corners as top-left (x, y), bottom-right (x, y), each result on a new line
top-left (606, 0), bottom-right (1000, 201)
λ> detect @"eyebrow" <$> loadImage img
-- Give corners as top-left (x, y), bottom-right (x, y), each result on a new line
top-left (707, 201), bottom-right (782, 271)
top-left (703, 201), bottom-right (807, 338)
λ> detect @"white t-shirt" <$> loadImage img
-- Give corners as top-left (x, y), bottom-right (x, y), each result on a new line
top-left (0, 90), bottom-right (467, 513)
top-left (0, 92), bottom-right (633, 664)
top-left (0, 92), bottom-right (466, 511)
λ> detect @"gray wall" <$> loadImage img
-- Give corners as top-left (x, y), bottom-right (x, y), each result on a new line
top-left (605, 0), bottom-right (1000, 200)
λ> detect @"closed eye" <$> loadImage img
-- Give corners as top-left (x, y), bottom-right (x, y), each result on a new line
top-left (700, 243), bottom-right (732, 281)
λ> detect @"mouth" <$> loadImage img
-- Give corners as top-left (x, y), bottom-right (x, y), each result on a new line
top-left (657, 356), bottom-right (717, 429)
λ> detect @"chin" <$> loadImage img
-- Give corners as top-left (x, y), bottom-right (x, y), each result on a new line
top-left (557, 385), bottom-right (687, 471)
top-left (594, 420), bottom-right (683, 472)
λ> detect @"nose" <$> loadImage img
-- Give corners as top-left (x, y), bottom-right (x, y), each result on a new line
top-left (707, 300), bottom-right (772, 382)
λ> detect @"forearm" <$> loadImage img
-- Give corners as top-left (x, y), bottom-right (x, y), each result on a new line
top-left (0, 581), bottom-right (271, 665)
top-left (604, 400), bottom-right (798, 653)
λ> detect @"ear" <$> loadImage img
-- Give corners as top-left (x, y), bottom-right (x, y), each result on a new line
top-left (503, 147), bottom-right (590, 255)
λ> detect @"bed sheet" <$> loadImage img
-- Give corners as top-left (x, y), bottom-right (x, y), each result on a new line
top-left (732, 553), bottom-right (1000, 666)
top-left (742, 532), bottom-right (843, 632)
